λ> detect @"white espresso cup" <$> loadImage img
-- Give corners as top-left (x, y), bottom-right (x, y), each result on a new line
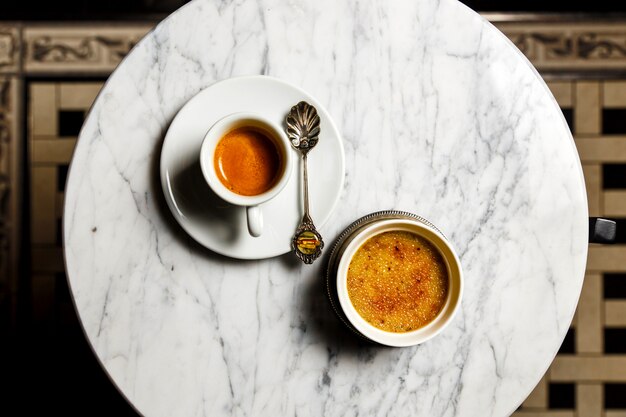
top-left (199, 113), bottom-right (294, 237)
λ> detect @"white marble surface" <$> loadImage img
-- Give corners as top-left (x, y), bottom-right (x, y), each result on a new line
top-left (63, 0), bottom-right (588, 416)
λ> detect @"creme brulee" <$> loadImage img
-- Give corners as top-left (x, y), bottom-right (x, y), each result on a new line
top-left (347, 231), bottom-right (448, 333)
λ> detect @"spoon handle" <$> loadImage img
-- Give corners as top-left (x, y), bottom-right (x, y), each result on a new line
top-left (292, 154), bottom-right (323, 264)
top-left (302, 153), bottom-right (311, 221)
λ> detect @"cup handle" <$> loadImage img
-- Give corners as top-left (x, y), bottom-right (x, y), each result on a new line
top-left (589, 217), bottom-right (616, 243)
top-left (247, 205), bottom-right (263, 237)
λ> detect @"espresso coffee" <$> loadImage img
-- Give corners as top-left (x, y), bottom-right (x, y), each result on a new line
top-left (214, 127), bottom-right (282, 196)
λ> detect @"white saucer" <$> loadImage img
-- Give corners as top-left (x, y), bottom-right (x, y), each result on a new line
top-left (160, 76), bottom-right (345, 260)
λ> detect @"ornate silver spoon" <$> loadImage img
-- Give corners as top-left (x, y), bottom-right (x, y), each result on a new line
top-left (285, 101), bottom-right (324, 264)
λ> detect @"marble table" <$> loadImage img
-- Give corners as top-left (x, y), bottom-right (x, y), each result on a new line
top-left (63, 0), bottom-right (588, 416)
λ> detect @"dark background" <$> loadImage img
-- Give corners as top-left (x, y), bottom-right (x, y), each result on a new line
top-left (2, 1), bottom-right (619, 416)
top-left (1, 0), bottom-right (625, 20)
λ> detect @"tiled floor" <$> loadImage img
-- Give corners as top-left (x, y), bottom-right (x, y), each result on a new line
top-left (512, 80), bottom-right (626, 417)
top-left (3, 18), bottom-right (626, 416)
top-left (29, 82), bottom-right (100, 326)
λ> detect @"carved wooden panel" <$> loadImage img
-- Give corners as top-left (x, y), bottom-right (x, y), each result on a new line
top-left (0, 25), bottom-right (20, 74)
top-left (0, 75), bottom-right (19, 328)
top-left (23, 26), bottom-right (151, 74)
top-left (496, 22), bottom-right (626, 71)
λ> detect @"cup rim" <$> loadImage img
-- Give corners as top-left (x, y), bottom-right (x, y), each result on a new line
top-left (199, 112), bottom-right (293, 206)
top-left (335, 219), bottom-right (463, 346)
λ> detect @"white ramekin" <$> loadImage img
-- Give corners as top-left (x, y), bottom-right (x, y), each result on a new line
top-left (333, 217), bottom-right (463, 347)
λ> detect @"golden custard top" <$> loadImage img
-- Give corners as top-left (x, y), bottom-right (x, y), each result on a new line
top-left (347, 230), bottom-right (449, 333)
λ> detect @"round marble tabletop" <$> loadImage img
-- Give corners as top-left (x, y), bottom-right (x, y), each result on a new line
top-left (64, 0), bottom-right (588, 416)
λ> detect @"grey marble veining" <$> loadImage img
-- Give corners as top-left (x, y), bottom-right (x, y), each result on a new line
top-left (64, 0), bottom-right (588, 416)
